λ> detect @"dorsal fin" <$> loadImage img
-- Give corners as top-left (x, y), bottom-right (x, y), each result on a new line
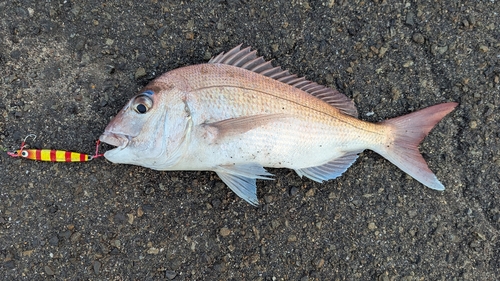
top-left (209, 45), bottom-right (358, 118)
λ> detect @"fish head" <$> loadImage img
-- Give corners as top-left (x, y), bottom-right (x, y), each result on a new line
top-left (99, 79), bottom-right (191, 169)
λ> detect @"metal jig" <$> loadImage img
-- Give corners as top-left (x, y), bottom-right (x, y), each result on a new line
top-left (7, 134), bottom-right (103, 162)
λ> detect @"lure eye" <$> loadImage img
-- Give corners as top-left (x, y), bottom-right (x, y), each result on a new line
top-left (21, 150), bottom-right (29, 157)
top-left (133, 95), bottom-right (153, 114)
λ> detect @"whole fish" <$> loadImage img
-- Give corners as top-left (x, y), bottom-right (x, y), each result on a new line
top-left (99, 45), bottom-right (458, 205)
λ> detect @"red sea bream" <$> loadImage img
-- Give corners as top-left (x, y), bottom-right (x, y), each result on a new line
top-left (99, 45), bottom-right (458, 205)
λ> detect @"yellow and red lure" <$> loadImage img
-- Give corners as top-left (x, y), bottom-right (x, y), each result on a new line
top-left (7, 134), bottom-right (103, 162)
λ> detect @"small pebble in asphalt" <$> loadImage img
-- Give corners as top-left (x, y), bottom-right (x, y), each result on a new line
top-left (165, 270), bottom-right (177, 280)
top-left (93, 261), bottom-right (101, 275)
top-left (44, 265), bottom-right (55, 276)
top-left (220, 227), bottom-right (231, 237)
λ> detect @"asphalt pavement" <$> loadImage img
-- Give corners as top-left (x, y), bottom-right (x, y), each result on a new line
top-left (1, 1), bottom-right (499, 280)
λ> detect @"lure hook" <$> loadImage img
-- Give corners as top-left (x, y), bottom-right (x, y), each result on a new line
top-left (24, 134), bottom-right (37, 143)
top-left (7, 134), bottom-right (36, 157)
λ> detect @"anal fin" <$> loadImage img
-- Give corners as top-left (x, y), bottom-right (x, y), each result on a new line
top-left (295, 151), bottom-right (361, 182)
top-left (215, 163), bottom-right (273, 206)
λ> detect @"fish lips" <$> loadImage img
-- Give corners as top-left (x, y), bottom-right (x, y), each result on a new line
top-left (99, 132), bottom-right (131, 149)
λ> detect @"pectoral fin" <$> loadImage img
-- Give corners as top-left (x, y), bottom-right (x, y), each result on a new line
top-left (295, 151), bottom-right (361, 182)
top-left (204, 114), bottom-right (290, 140)
top-left (215, 163), bottom-right (273, 206)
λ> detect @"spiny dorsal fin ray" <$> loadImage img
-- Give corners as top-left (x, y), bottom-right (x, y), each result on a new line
top-left (209, 45), bottom-right (358, 118)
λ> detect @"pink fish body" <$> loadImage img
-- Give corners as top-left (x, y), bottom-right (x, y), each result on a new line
top-left (100, 45), bottom-right (458, 205)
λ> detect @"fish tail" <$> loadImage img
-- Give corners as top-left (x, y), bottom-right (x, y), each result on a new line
top-left (376, 102), bottom-right (458, 190)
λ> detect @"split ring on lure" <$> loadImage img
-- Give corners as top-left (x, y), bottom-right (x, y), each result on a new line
top-left (7, 134), bottom-right (103, 162)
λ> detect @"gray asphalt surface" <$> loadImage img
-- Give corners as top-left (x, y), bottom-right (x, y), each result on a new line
top-left (1, 1), bottom-right (499, 280)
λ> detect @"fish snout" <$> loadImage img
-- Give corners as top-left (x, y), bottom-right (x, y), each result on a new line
top-left (99, 132), bottom-right (131, 149)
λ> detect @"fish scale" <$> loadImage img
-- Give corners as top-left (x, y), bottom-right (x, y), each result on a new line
top-left (184, 64), bottom-right (349, 119)
top-left (181, 65), bottom-right (369, 145)
top-left (100, 45), bottom-right (458, 206)
top-left (182, 83), bottom-right (359, 166)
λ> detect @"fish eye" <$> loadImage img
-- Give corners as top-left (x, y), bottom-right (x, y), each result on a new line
top-left (136, 104), bottom-right (147, 113)
top-left (21, 150), bottom-right (28, 157)
top-left (133, 95), bottom-right (153, 114)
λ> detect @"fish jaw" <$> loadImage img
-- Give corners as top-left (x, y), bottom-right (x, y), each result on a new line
top-left (99, 132), bottom-right (131, 149)
top-left (99, 132), bottom-right (137, 164)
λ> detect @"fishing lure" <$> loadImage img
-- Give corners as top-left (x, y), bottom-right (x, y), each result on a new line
top-left (7, 134), bottom-right (103, 162)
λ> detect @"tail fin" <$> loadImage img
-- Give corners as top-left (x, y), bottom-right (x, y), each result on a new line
top-left (376, 102), bottom-right (458, 190)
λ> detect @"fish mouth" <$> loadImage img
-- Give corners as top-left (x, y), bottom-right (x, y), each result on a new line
top-left (99, 132), bottom-right (131, 149)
